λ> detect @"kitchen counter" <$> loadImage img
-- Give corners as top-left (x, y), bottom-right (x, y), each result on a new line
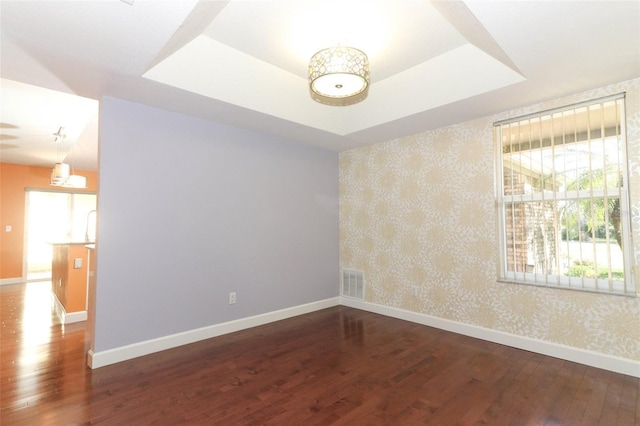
top-left (49, 240), bottom-right (95, 245)
top-left (50, 241), bottom-right (93, 323)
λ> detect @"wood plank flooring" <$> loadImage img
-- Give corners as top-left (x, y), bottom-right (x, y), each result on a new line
top-left (1, 282), bottom-right (638, 425)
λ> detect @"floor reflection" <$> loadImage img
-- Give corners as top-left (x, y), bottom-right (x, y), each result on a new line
top-left (2, 281), bottom-right (92, 423)
top-left (20, 281), bottom-right (54, 349)
top-left (341, 313), bottom-right (365, 344)
top-left (14, 281), bottom-right (56, 405)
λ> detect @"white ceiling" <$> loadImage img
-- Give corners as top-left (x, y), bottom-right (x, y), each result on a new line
top-left (1, 79), bottom-right (99, 170)
top-left (1, 0), bottom-right (639, 172)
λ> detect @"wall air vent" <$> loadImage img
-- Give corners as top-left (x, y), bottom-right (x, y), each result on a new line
top-left (342, 268), bottom-right (364, 299)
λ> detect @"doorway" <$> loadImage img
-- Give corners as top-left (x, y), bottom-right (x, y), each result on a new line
top-left (25, 190), bottom-right (97, 281)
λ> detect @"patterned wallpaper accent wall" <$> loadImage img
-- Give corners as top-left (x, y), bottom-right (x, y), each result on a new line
top-left (340, 78), bottom-right (640, 361)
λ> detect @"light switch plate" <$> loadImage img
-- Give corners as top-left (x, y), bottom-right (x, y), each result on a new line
top-left (74, 258), bottom-right (83, 269)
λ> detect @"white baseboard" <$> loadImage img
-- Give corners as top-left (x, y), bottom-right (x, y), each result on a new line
top-left (0, 277), bottom-right (23, 286)
top-left (88, 297), bottom-right (341, 369)
top-left (63, 310), bottom-right (88, 324)
top-left (52, 293), bottom-right (87, 324)
top-left (340, 297), bottom-right (640, 378)
top-left (86, 295), bottom-right (639, 377)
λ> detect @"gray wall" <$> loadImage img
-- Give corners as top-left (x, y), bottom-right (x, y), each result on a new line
top-left (93, 97), bottom-right (339, 352)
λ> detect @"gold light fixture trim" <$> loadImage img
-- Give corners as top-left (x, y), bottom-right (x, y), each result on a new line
top-left (309, 46), bottom-right (370, 106)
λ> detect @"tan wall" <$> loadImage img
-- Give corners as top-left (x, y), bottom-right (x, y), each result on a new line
top-left (339, 78), bottom-right (640, 362)
top-left (0, 163), bottom-right (98, 280)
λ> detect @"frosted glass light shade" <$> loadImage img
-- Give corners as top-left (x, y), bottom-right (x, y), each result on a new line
top-left (63, 174), bottom-right (87, 188)
top-left (50, 163), bottom-right (86, 188)
top-left (51, 163), bottom-right (70, 185)
top-left (309, 46), bottom-right (370, 106)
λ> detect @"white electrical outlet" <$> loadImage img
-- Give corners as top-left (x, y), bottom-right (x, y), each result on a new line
top-left (412, 286), bottom-right (418, 297)
top-left (229, 292), bottom-right (236, 304)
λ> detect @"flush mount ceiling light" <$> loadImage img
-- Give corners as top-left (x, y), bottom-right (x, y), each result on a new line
top-left (309, 46), bottom-right (370, 106)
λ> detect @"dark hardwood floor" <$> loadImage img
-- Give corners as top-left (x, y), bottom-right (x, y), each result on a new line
top-left (1, 282), bottom-right (638, 425)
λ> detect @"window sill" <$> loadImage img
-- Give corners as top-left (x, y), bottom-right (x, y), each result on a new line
top-left (496, 278), bottom-right (637, 298)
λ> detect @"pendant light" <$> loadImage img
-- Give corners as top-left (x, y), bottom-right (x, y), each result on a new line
top-left (50, 127), bottom-right (87, 188)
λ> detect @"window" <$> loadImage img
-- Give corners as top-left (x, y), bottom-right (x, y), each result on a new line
top-left (495, 94), bottom-right (635, 295)
top-left (26, 190), bottom-right (97, 280)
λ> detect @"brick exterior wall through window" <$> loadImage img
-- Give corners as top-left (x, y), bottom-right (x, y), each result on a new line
top-left (503, 167), bottom-right (557, 275)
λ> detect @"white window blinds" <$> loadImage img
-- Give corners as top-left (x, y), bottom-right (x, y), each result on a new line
top-left (495, 94), bottom-right (635, 296)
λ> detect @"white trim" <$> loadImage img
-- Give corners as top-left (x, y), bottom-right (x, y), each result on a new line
top-left (63, 310), bottom-right (88, 324)
top-left (52, 293), bottom-right (87, 324)
top-left (0, 277), bottom-right (24, 286)
top-left (88, 297), bottom-right (340, 369)
top-left (86, 295), bottom-right (639, 377)
top-left (340, 297), bottom-right (640, 378)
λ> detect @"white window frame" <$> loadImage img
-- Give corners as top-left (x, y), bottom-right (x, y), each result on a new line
top-left (495, 94), bottom-right (636, 296)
